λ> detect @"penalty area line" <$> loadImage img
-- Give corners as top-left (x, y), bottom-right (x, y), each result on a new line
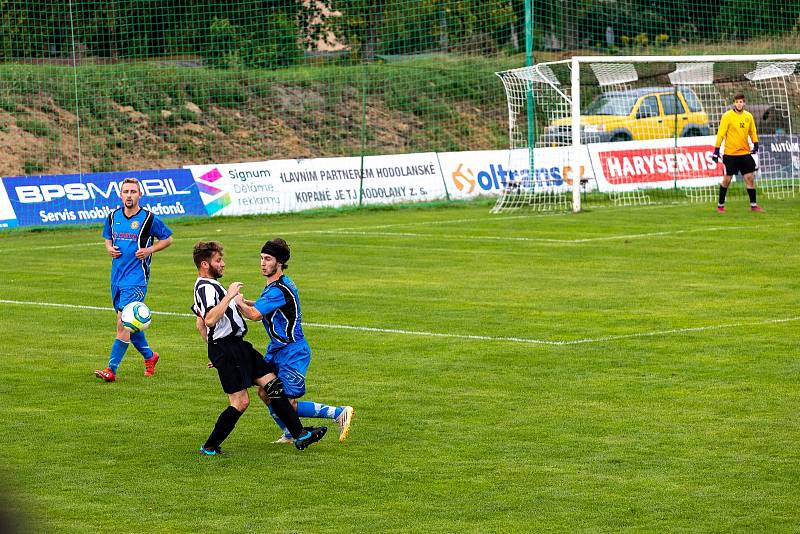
top-left (0, 299), bottom-right (797, 346)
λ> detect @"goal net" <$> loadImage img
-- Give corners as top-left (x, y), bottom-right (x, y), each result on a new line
top-left (494, 55), bottom-right (800, 213)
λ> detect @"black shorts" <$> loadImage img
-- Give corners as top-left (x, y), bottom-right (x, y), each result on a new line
top-left (208, 336), bottom-right (271, 394)
top-left (722, 154), bottom-right (757, 176)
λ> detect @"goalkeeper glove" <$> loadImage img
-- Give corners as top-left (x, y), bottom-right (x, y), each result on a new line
top-left (751, 142), bottom-right (759, 154)
top-left (712, 147), bottom-right (720, 163)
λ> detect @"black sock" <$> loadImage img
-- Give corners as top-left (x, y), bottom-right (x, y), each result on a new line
top-left (718, 185), bottom-right (728, 206)
top-left (268, 395), bottom-right (304, 438)
top-left (204, 406), bottom-right (243, 450)
top-left (747, 188), bottom-right (757, 204)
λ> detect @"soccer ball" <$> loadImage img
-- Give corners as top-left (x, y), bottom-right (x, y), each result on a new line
top-left (121, 301), bottom-right (152, 333)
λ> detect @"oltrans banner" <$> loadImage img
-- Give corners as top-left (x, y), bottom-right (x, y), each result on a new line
top-left (437, 147), bottom-right (594, 198)
top-left (2, 169), bottom-right (206, 228)
top-left (188, 152), bottom-right (447, 216)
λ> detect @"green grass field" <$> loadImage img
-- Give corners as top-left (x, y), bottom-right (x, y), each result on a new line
top-left (0, 198), bottom-right (798, 533)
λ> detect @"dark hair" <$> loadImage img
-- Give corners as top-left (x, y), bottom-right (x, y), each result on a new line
top-left (121, 177), bottom-right (142, 193)
top-left (193, 241), bottom-right (223, 268)
top-left (733, 93), bottom-right (745, 102)
top-left (261, 238), bottom-right (290, 269)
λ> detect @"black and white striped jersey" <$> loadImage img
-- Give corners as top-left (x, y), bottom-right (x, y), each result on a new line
top-left (193, 277), bottom-right (247, 341)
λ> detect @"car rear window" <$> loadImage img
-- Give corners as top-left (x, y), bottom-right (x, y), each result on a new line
top-left (585, 94), bottom-right (638, 116)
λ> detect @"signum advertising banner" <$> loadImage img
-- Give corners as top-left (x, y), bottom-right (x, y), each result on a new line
top-left (188, 153), bottom-right (447, 216)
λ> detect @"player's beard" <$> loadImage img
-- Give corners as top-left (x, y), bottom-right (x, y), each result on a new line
top-left (209, 265), bottom-right (223, 279)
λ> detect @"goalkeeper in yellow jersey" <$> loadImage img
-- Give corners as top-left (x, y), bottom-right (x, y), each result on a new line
top-left (712, 93), bottom-right (764, 212)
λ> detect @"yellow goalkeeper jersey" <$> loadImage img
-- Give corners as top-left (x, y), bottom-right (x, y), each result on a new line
top-left (715, 109), bottom-right (758, 156)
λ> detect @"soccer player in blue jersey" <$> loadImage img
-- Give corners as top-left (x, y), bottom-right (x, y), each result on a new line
top-left (94, 178), bottom-right (173, 382)
top-left (235, 238), bottom-right (355, 444)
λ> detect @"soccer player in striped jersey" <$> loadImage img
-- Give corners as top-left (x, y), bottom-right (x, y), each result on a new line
top-left (235, 238), bottom-right (355, 444)
top-left (712, 93), bottom-right (764, 213)
top-left (192, 241), bottom-right (326, 455)
top-left (94, 178), bottom-right (173, 382)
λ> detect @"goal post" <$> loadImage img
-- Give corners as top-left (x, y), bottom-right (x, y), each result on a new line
top-left (495, 54), bottom-right (800, 213)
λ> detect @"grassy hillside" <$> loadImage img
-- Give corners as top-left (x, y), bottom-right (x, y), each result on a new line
top-left (0, 55), bottom-right (517, 176)
top-left (2, 38), bottom-right (799, 177)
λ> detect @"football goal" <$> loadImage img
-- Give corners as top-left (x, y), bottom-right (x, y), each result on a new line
top-left (494, 54), bottom-right (800, 213)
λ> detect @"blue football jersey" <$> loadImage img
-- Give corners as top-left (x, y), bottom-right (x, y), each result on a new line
top-left (254, 275), bottom-right (306, 354)
top-left (103, 208), bottom-right (172, 287)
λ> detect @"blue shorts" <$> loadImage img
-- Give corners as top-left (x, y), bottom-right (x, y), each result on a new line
top-left (265, 340), bottom-right (311, 398)
top-left (111, 285), bottom-right (147, 312)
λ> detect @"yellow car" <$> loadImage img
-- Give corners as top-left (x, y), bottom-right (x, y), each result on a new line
top-left (543, 86), bottom-right (710, 145)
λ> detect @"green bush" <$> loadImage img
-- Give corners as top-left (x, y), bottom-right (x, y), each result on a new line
top-left (202, 15), bottom-right (300, 70)
top-left (204, 18), bottom-right (243, 69)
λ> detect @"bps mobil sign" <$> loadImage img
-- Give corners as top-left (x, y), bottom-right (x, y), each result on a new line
top-left (4, 169), bottom-right (206, 227)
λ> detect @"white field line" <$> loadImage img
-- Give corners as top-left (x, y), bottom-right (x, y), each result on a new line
top-left (1, 298), bottom-right (797, 347)
top-left (0, 234), bottom-right (218, 253)
top-left (301, 222), bottom-right (792, 244)
top-left (300, 200), bottom-right (691, 232)
top-left (2, 215), bottom-right (791, 252)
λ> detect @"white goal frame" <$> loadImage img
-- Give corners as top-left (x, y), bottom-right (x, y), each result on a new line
top-left (501, 53), bottom-right (800, 213)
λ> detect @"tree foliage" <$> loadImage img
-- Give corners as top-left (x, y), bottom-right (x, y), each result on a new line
top-left (1, 0), bottom-right (799, 65)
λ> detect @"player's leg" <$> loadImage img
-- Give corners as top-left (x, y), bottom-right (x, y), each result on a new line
top-left (123, 286), bottom-right (160, 375)
top-left (285, 345), bottom-right (353, 442)
top-left (256, 350), bottom-right (327, 450)
top-left (297, 401), bottom-right (354, 443)
top-left (95, 285), bottom-right (131, 381)
top-left (259, 386), bottom-right (353, 444)
top-left (251, 349), bottom-right (307, 440)
top-left (718, 156), bottom-right (734, 212)
top-left (743, 155), bottom-right (762, 211)
top-left (201, 340), bottom-right (253, 455)
top-left (257, 373), bottom-right (326, 450)
top-left (201, 389), bottom-right (248, 455)
top-left (256, 386), bottom-right (294, 443)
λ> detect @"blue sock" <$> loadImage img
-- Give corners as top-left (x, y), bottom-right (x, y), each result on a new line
top-left (108, 339), bottom-right (130, 373)
top-left (267, 404), bottom-right (290, 437)
top-left (130, 331), bottom-right (154, 359)
top-left (297, 401), bottom-right (342, 419)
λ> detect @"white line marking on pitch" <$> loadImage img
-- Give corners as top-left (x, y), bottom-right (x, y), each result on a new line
top-left (2, 211), bottom-right (791, 251)
top-left (303, 223), bottom-right (791, 244)
top-left (1, 298), bottom-right (797, 346)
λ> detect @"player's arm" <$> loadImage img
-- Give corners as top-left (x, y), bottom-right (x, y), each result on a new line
top-left (136, 235), bottom-right (173, 260)
top-left (104, 238), bottom-right (121, 258)
top-left (713, 113), bottom-right (729, 159)
top-left (235, 288), bottom-right (286, 322)
top-left (204, 282), bottom-right (242, 328)
top-left (235, 294), bottom-right (263, 321)
top-left (749, 114), bottom-right (759, 153)
top-left (191, 304), bottom-right (208, 342)
top-left (102, 214), bottom-right (121, 258)
top-left (151, 235), bottom-right (173, 252)
top-left (195, 314), bottom-right (208, 343)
